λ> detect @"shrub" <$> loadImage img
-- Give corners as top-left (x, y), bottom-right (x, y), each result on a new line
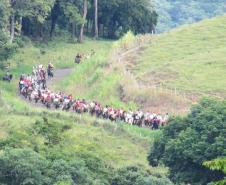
top-left (111, 165), bottom-right (173, 185)
top-left (0, 148), bottom-right (51, 185)
top-left (148, 98), bottom-right (226, 184)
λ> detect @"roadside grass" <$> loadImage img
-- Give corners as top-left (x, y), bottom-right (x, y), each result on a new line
top-left (136, 15), bottom-right (226, 97)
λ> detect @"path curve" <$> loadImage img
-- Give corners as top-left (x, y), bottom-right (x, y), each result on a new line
top-left (47, 68), bottom-right (74, 87)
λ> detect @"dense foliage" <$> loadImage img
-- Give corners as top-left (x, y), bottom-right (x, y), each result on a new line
top-left (0, 0), bottom-right (157, 42)
top-left (204, 158), bottom-right (226, 185)
top-left (155, 0), bottom-right (226, 32)
top-left (111, 166), bottom-right (173, 185)
top-left (0, 116), bottom-right (172, 185)
top-left (148, 98), bottom-right (226, 184)
top-left (0, 0), bottom-right (157, 67)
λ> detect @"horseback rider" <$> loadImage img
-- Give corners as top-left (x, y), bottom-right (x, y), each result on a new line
top-left (2, 71), bottom-right (13, 82)
top-left (47, 62), bottom-right (54, 78)
top-left (75, 53), bottom-right (82, 64)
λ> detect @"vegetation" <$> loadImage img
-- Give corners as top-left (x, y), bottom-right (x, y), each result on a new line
top-left (136, 15), bottom-right (226, 98)
top-left (155, 0), bottom-right (226, 32)
top-left (0, 33), bottom-right (168, 185)
top-left (0, 1), bottom-right (225, 184)
top-left (204, 158), bottom-right (226, 185)
top-left (148, 98), bottom-right (226, 185)
top-left (0, 105), bottom-right (168, 184)
top-left (51, 31), bottom-right (140, 110)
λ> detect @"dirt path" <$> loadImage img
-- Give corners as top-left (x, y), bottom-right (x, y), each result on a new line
top-left (19, 68), bottom-right (74, 110)
top-left (47, 68), bottom-right (74, 87)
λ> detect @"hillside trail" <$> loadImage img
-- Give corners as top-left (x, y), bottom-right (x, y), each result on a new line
top-left (18, 39), bottom-right (190, 114)
top-left (115, 37), bottom-right (192, 114)
top-left (18, 68), bottom-right (74, 110)
top-left (118, 43), bottom-right (150, 88)
top-left (47, 68), bottom-right (74, 87)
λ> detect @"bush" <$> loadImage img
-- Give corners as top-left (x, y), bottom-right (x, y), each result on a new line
top-left (0, 43), bottom-right (18, 70)
top-left (148, 98), bottom-right (226, 184)
top-left (0, 148), bottom-right (51, 185)
top-left (113, 31), bottom-right (136, 50)
top-left (111, 165), bottom-right (173, 185)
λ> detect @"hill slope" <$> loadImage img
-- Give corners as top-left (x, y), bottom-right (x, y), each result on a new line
top-left (134, 15), bottom-right (226, 98)
top-left (0, 37), bottom-right (167, 181)
top-left (155, 0), bottom-right (226, 32)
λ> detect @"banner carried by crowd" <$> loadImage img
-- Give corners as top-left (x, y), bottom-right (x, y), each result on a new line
top-left (18, 64), bottom-right (169, 129)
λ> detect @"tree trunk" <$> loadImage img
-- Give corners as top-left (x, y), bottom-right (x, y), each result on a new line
top-left (50, 19), bottom-right (56, 39)
top-left (79, 0), bottom-right (88, 43)
top-left (18, 17), bottom-right (23, 36)
top-left (9, 13), bottom-right (15, 44)
top-left (72, 22), bottom-right (76, 42)
top-left (94, 0), bottom-right (98, 39)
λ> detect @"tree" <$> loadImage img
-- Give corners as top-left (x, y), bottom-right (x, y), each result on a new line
top-left (0, 148), bottom-right (51, 185)
top-left (57, 0), bottom-right (83, 42)
top-left (203, 158), bottom-right (226, 185)
top-left (155, 0), bottom-right (226, 32)
top-left (148, 98), bottom-right (226, 184)
top-left (98, 0), bottom-right (157, 38)
top-left (79, 0), bottom-right (88, 42)
top-left (111, 165), bottom-right (173, 185)
top-left (94, 0), bottom-right (98, 38)
top-left (8, 0), bottom-right (55, 43)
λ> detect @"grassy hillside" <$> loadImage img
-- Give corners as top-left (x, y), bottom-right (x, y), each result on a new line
top-left (0, 107), bottom-right (162, 170)
top-left (136, 15), bottom-right (226, 98)
top-left (0, 36), bottom-right (166, 180)
top-left (49, 33), bottom-right (192, 114)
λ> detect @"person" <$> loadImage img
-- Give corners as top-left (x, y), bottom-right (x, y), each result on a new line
top-left (2, 72), bottom-right (13, 82)
top-left (152, 116), bottom-right (159, 130)
top-left (75, 53), bottom-right (82, 64)
top-left (47, 62), bottom-right (54, 78)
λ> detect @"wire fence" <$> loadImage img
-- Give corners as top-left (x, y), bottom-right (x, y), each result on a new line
top-left (109, 34), bottom-right (224, 107)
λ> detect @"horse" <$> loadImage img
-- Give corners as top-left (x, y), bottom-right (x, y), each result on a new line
top-left (75, 54), bottom-right (82, 64)
top-left (94, 105), bottom-right (102, 118)
top-left (109, 111), bottom-right (118, 122)
top-left (62, 99), bottom-right (72, 111)
top-left (47, 68), bottom-right (54, 78)
top-left (29, 90), bottom-right (39, 103)
top-left (2, 74), bottom-right (13, 82)
top-left (53, 97), bottom-right (62, 109)
top-left (125, 113), bottom-right (134, 125)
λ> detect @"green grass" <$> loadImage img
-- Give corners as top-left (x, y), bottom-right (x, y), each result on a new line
top-left (0, 35), bottom-right (165, 175)
top-left (0, 109), bottom-right (164, 173)
top-left (136, 15), bottom-right (226, 97)
top-left (7, 37), bottom-right (111, 75)
top-left (51, 38), bottom-right (138, 110)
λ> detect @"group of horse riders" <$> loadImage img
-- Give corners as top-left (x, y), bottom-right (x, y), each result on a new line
top-left (18, 63), bottom-right (169, 129)
top-left (19, 63), bottom-right (54, 95)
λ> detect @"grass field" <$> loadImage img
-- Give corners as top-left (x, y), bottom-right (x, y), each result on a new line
top-left (135, 15), bottom-right (226, 97)
top-left (0, 36), bottom-right (166, 176)
top-left (0, 108), bottom-right (163, 168)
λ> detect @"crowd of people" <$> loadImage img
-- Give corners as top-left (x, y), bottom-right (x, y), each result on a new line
top-left (18, 64), bottom-right (169, 129)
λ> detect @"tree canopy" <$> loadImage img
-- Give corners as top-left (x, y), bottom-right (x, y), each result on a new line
top-left (0, 0), bottom-right (157, 66)
top-left (148, 98), bottom-right (226, 184)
